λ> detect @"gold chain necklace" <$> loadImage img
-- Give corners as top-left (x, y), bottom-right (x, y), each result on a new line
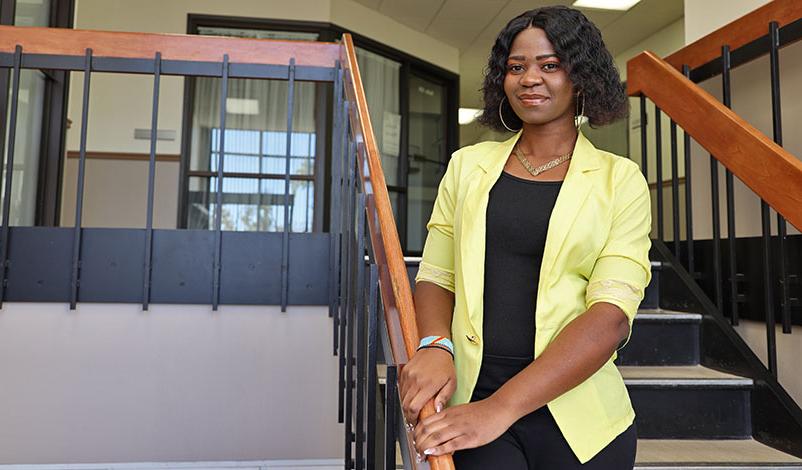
top-left (512, 145), bottom-right (572, 177)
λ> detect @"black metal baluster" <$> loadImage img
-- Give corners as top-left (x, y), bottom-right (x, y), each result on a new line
top-left (761, 196), bottom-right (777, 376)
top-left (722, 44), bottom-right (740, 325)
top-left (339, 137), bottom-right (355, 425)
top-left (639, 95), bottom-right (648, 180)
top-left (385, 365), bottom-right (398, 470)
top-left (682, 65), bottom-right (695, 276)
top-left (0, 45), bottom-right (23, 308)
top-left (70, 48), bottom-right (94, 310)
top-left (769, 21), bottom-right (791, 334)
top-left (670, 119), bottom-right (681, 260)
top-left (655, 106), bottom-right (664, 242)
top-left (710, 143), bottom-right (724, 311)
top-left (337, 104), bottom-right (352, 355)
top-left (329, 60), bottom-right (342, 323)
top-left (280, 58), bottom-right (296, 312)
top-left (355, 194), bottom-right (367, 470)
top-left (142, 52), bottom-right (161, 311)
top-left (366, 263), bottom-right (379, 470)
top-left (211, 54), bottom-right (229, 311)
top-left (346, 192), bottom-right (364, 469)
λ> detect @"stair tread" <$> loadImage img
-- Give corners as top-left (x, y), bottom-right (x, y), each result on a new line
top-left (636, 439), bottom-right (802, 465)
top-left (620, 365), bottom-right (751, 385)
top-left (637, 308), bottom-right (702, 319)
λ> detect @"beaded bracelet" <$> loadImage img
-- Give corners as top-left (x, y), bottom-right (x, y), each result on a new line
top-left (417, 344), bottom-right (455, 360)
top-left (417, 335), bottom-right (454, 359)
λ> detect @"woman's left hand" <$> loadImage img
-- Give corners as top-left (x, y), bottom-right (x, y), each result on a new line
top-left (412, 396), bottom-right (517, 458)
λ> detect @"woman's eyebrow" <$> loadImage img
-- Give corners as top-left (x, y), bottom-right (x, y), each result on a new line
top-left (507, 53), bottom-right (558, 61)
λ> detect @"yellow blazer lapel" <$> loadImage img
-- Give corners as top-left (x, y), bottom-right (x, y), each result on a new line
top-left (457, 131), bottom-right (601, 336)
top-left (459, 132), bottom-right (521, 335)
top-left (538, 132), bottom-right (601, 285)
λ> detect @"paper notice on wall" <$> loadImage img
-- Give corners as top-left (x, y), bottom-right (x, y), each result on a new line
top-left (382, 112), bottom-right (401, 157)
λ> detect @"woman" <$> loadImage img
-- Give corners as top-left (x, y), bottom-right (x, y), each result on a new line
top-left (400, 6), bottom-right (651, 469)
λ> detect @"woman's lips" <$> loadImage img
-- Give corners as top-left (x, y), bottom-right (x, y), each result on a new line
top-left (518, 94), bottom-right (549, 106)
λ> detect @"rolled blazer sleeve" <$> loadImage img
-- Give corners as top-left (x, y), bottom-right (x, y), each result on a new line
top-left (585, 161), bottom-right (652, 350)
top-left (414, 153), bottom-right (458, 293)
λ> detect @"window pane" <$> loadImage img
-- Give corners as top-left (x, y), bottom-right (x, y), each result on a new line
top-left (406, 75), bottom-right (446, 253)
top-left (187, 176), bottom-right (313, 233)
top-left (355, 47), bottom-right (401, 186)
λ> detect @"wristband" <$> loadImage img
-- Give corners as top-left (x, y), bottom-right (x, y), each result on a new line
top-left (417, 344), bottom-right (455, 359)
top-left (417, 335), bottom-right (454, 355)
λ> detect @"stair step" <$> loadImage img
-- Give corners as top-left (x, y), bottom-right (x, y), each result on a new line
top-left (620, 365), bottom-right (751, 387)
top-left (635, 438), bottom-right (802, 468)
top-left (619, 309), bottom-right (702, 366)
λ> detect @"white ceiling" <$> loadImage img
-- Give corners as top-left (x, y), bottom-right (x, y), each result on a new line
top-left (354, 0), bottom-right (684, 105)
top-left (354, 0), bottom-right (683, 55)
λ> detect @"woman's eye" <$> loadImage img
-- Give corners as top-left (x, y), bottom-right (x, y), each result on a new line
top-left (542, 62), bottom-right (560, 71)
top-left (508, 64), bottom-right (524, 73)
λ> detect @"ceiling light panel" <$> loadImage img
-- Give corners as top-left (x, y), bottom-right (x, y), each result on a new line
top-left (573, 0), bottom-right (642, 11)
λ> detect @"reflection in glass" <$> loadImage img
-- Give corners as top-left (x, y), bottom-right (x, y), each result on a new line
top-left (406, 74), bottom-right (447, 253)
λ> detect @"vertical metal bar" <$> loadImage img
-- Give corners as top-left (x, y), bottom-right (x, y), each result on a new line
top-left (710, 146), bottom-right (724, 310)
top-left (722, 44), bottom-right (740, 325)
top-left (655, 106), bottom-right (664, 242)
top-left (329, 61), bottom-right (342, 323)
top-left (338, 136), bottom-right (355, 425)
top-left (761, 199), bottom-right (777, 376)
top-left (280, 58), bottom-right (296, 313)
top-left (211, 54), bottom-right (229, 311)
top-left (335, 102), bottom-right (350, 356)
top-left (0, 45), bottom-right (23, 308)
top-left (682, 65), bottom-right (694, 276)
top-left (670, 119), bottom-right (681, 260)
top-left (142, 52), bottom-right (161, 311)
top-left (385, 365), bottom-right (398, 470)
top-left (769, 21), bottom-right (791, 334)
top-left (69, 48), bottom-right (94, 310)
top-left (366, 263), bottom-right (379, 470)
top-left (355, 194), bottom-right (367, 470)
top-left (639, 95), bottom-right (648, 180)
top-left (345, 155), bottom-right (362, 470)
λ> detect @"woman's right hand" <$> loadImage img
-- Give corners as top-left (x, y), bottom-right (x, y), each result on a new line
top-left (399, 347), bottom-right (457, 427)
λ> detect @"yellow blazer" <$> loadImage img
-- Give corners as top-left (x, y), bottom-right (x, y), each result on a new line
top-left (414, 130), bottom-right (652, 464)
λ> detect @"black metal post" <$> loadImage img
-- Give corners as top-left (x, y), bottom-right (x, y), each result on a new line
top-left (761, 198), bottom-right (777, 376)
top-left (0, 45), bottom-right (23, 308)
top-left (769, 21), bottom-right (791, 334)
top-left (682, 65), bottom-right (695, 276)
top-left (710, 147), bottom-right (724, 311)
top-left (338, 137), bottom-right (355, 424)
top-left (385, 365), bottom-right (398, 470)
top-left (670, 119), bottom-right (681, 260)
top-left (211, 54), bottom-right (229, 311)
top-left (639, 95), bottom-right (648, 180)
top-left (69, 48), bottom-right (94, 310)
top-left (280, 57), bottom-right (296, 312)
top-left (722, 44), bottom-right (740, 325)
top-left (655, 106), bottom-right (664, 242)
top-left (346, 192), bottom-right (364, 470)
top-left (355, 198), bottom-right (368, 470)
top-left (142, 52), bottom-right (161, 311)
top-left (329, 61), bottom-right (342, 322)
top-left (366, 263), bottom-right (379, 470)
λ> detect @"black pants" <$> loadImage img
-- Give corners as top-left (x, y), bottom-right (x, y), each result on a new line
top-left (453, 354), bottom-right (637, 470)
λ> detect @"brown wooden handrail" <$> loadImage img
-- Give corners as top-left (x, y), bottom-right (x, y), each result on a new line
top-left (665, 0), bottom-right (802, 71)
top-left (340, 33), bottom-right (455, 470)
top-left (628, 51), bottom-right (802, 231)
top-left (0, 25), bottom-right (340, 67)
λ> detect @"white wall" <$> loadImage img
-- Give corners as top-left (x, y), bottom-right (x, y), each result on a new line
top-left (0, 303), bottom-right (342, 464)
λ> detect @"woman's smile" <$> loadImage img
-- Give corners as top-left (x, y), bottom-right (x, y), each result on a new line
top-left (518, 92), bottom-right (550, 106)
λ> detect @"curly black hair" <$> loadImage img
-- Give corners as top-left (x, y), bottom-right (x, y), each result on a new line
top-left (477, 6), bottom-right (627, 132)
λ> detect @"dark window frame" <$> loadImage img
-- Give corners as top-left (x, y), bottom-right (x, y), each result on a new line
top-left (181, 14), bottom-right (459, 254)
top-left (0, 0), bottom-right (75, 226)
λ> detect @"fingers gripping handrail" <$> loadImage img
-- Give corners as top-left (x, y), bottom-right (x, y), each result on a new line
top-left (627, 51), bottom-right (802, 231)
top-left (340, 33), bottom-right (456, 470)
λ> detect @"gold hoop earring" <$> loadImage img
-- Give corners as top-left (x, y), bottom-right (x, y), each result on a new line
top-left (499, 97), bottom-right (521, 133)
top-left (575, 93), bottom-right (586, 131)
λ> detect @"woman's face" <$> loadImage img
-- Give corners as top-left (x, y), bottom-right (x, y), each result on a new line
top-left (503, 27), bottom-right (576, 128)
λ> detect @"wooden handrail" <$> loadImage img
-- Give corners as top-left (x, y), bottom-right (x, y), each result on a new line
top-left (665, 0), bottom-right (802, 71)
top-left (340, 33), bottom-right (455, 470)
top-left (628, 51), bottom-right (802, 231)
top-left (0, 26), bottom-right (340, 67)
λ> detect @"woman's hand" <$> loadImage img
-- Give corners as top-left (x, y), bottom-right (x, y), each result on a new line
top-left (399, 347), bottom-right (457, 427)
top-left (412, 396), bottom-right (518, 458)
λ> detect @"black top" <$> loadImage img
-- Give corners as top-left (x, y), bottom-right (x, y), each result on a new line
top-left (482, 170), bottom-right (562, 359)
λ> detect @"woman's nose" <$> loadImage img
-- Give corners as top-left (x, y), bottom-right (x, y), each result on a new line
top-left (520, 68), bottom-right (544, 86)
